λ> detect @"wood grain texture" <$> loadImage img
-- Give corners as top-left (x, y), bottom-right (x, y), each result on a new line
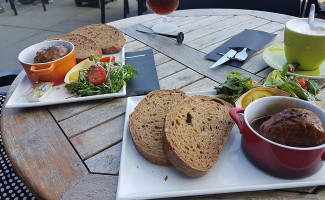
top-left (316, 186), bottom-right (325, 200)
top-left (171, 16), bottom-right (210, 27)
top-left (159, 68), bottom-right (203, 89)
top-left (154, 52), bottom-right (172, 66)
top-left (177, 16), bottom-right (232, 35)
top-left (124, 34), bottom-right (135, 43)
top-left (59, 98), bottom-right (127, 138)
top-left (182, 15), bottom-right (255, 43)
top-left (254, 21), bottom-right (284, 33)
top-left (181, 78), bottom-right (217, 92)
top-left (124, 40), bottom-right (147, 52)
top-left (122, 25), bottom-right (262, 83)
top-left (49, 99), bottom-right (107, 122)
top-left (251, 10), bottom-right (296, 24)
top-left (70, 115), bottom-right (124, 160)
top-left (141, 16), bottom-right (183, 28)
top-left (187, 17), bottom-right (270, 50)
top-left (156, 60), bottom-right (187, 79)
top-left (171, 9), bottom-right (253, 17)
top-left (2, 9), bottom-right (325, 200)
top-left (61, 174), bottom-right (118, 200)
top-left (108, 13), bottom-right (160, 29)
top-left (284, 186), bottom-right (319, 194)
top-left (85, 142), bottom-right (122, 174)
top-left (2, 103), bottom-right (88, 199)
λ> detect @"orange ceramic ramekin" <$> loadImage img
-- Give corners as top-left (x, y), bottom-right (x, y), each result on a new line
top-left (18, 40), bottom-right (76, 85)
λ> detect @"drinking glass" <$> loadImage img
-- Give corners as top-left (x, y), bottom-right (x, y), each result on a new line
top-left (147, 0), bottom-right (179, 34)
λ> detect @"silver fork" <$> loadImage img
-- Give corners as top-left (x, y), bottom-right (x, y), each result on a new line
top-left (234, 48), bottom-right (248, 61)
top-left (218, 48), bottom-right (248, 62)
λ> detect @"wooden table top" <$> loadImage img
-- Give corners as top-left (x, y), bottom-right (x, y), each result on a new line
top-left (2, 9), bottom-right (325, 200)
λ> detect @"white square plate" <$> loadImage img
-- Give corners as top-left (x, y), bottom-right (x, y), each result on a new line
top-left (6, 49), bottom-right (126, 108)
top-left (117, 91), bottom-right (325, 200)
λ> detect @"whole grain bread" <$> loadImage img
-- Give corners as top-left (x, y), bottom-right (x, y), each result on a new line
top-left (163, 95), bottom-right (235, 177)
top-left (70, 24), bottom-right (125, 54)
top-left (59, 34), bottom-right (102, 63)
top-left (129, 89), bottom-right (187, 166)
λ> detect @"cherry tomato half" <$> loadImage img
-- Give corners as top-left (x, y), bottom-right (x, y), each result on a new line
top-left (87, 66), bottom-right (106, 85)
top-left (298, 77), bottom-right (307, 89)
top-left (99, 56), bottom-right (115, 63)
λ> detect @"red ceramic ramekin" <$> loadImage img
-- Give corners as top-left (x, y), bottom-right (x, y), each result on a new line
top-left (229, 96), bottom-right (325, 179)
top-left (18, 40), bottom-right (76, 85)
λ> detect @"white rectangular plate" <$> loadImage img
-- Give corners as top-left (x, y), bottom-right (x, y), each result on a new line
top-left (6, 49), bottom-right (126, 108)
top-left (117, 91), bottom-right (325, 200)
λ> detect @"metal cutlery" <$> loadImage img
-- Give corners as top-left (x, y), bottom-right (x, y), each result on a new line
top-left (309, 4), bottom-right (315, 30)
top-left (211, 48), bottom-right (249, 69)
top-left (234, 48), bottom-right (248, 61)
top-left (125, 54), bottom-right (146, 59)
top-left (210, 49), bottom-right (237, 69)
top-left (136, 30), bottom-right (184, 44)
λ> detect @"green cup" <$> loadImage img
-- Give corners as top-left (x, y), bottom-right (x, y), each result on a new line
top-left (284, 18), bottom-right (325, 71)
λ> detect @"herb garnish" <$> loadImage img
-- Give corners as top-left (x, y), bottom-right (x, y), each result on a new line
top-left (215, 66), bottom-right (320, 104)
top-left (65, 57), bottom-right (138, 97)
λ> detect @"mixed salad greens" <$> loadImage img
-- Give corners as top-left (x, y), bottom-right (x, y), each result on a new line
top-left (65, 56), bottom-right (138, 97)
top-left (215, 66), bottom-right (321, 104)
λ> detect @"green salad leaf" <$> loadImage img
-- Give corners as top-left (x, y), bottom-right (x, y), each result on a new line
top-left (262, 70), bottom-right (285, 87)
top-left (65, 58), bottom-right (138, 97)
top-left (108, 64), bottom-right (138, 93)
top-left (261, 69), bottom-right (320, 101)
top-left (306, 79), bottom-right (320, 95)
top-left (215, 72), bottom-right (255, 104)
top-left (215, 66), bottom-right (321, 104)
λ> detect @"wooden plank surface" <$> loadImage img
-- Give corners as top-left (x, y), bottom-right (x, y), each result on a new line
top-left (70, 115), bottom-right (124, 160)
top-left (2, 95), bottom-right (88, 199)
top-left (122, 25), bottom-right (262, 83)
top-left (58, 98), bottom-right (127, 138)
top-left (187, 18), bottom-right (270, 50)
top-left (171, 9), bottom-right (253, 17)
top-left (2, 9), bottom-right (325, 200)
top-left (85, 142), bottom-right (122, 174)
top-left (180, 15), bottom-right (255, 43)
top-left (251, 10), bottom-right (296, 24)
top-left (61, 174), bottom-right (118, 200)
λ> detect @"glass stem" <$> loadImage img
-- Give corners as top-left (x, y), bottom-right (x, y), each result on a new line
top-left (162, 15), bottom-right (168, 23)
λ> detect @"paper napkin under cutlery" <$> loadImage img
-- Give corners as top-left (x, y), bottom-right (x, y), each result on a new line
top-left (205, 29), bottom-right (276, 68)
top-left (125, 49), bottom-right (160, 97)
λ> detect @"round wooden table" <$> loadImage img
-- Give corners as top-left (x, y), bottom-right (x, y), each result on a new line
top-left (2, 9), bottom-right (325, 200)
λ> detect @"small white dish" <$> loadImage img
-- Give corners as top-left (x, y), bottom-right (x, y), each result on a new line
top-left (6, 48), bottom-right (125, 108)
top-left (117, 90), bottom-right (325, 200)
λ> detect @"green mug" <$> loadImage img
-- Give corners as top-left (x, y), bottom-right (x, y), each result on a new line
top-left (284, 18), bottom-right (325, 71)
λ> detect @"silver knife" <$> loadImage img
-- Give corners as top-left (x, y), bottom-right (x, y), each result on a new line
top-left (210, 49), bottom-right (237, 69)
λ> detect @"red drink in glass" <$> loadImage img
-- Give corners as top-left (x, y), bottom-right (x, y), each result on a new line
top-left (147, 0), bottom-right (179, 15)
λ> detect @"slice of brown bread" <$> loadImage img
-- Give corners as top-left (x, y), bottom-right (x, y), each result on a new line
top-left (70, 24), bottom-right (126, 54)
top-left (59, 34), bottom-right (102, 63)
top-left (163, 95), bottom-right (235, 177)
top-left (129, 89), bottom-right (187, 166)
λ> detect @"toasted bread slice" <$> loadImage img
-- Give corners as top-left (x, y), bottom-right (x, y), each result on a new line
top-left (59, 34), bottom-right (102, 63)
top-left (70, 24), bottom-right (125, 54)
top-left (163, 95), bottom-right (234, 177)
top-left (129, 89), bottom-right (187, 166)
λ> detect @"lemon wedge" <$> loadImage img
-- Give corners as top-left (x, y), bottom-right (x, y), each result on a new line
top-left (241, 90), bottom-right (273, 108)
top-left (68, 71), bottom-right (80, 82)
top-left (64, 59), bottom-right (95, 84)
top-left (235, 87), bottom-right (290, 108)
